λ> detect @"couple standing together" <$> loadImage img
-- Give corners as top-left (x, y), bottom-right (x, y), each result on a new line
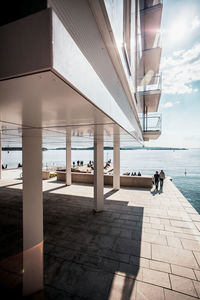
top-left (153, 170), bottom-right (165, 191)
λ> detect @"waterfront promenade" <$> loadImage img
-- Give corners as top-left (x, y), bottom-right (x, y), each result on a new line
top-left (0, 170), bottom-right (200, 299)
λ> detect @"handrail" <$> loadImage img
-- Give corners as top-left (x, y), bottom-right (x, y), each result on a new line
top-left (137, 73), bottom-right (162, 92)
top-left (138, 32), bottom-right (162, 50)
top-left (139, 113), bottom-right (162, 131)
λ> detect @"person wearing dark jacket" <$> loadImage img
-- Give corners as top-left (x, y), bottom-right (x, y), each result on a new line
top-left (154, 171), bottom-right (160, 191)
top-left (159, 170), bottom-right (165, 190)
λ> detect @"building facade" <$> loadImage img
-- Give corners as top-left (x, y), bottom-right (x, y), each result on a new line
top-left (0, 0), bottom-right (162, 295)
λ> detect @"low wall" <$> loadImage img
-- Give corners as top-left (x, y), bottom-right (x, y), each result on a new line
top-left (57, 171), bottom-right (152, 188)
top-left (42, 171), bottom-right (50, 180)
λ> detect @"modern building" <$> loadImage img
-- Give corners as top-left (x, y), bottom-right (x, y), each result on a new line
top-left (0, 0), bottom-right (162, 296)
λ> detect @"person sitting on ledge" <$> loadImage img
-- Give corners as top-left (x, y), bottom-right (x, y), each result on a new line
top-left (2, 164), bottom-right (5, 169)
top-left (138, 171), bottom-right (141, 176)
top-left (18, 163), bottom-right (22, 168)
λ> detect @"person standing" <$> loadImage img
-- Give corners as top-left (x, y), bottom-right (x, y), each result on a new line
top-left (154, 171), bottom-right (160, 191)
top-left (159, 170), bottom-right (165, 190)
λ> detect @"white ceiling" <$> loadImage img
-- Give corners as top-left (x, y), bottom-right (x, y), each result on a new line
top-left (0, 71), bottom-right (141, 148)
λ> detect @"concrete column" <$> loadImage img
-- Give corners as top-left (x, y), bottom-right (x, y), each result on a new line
top-left (22, 128), bottom-right (43, 296)
top-left (0, 131), bottom-right (1, 179)
top-left (94, 125), bottom-right (104, 212)
top-left (113, 127), bottom-right (120, 190)
top-left (66, 128), bottom-right (71, 186)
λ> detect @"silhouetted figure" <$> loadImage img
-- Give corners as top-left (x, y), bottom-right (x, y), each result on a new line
top-left (159, 170), bottom-right (165, 190)
top-left (138, 172), bottom-right (141, 176)
top-left (131, 172), bottom-right (134, 176)
top-left (154, 171), bottom-right (160, 191)
top-left (77, 160), bottom-right (80, 166)
top-left (2, 164), bottom-right (5, 169)
top-left (5, 164), bottom-right (8, 169)
top-left (18, 163), bottom-right (22, 168)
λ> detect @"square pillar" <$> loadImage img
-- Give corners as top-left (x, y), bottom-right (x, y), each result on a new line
top-left (66, 128), bottom-right (71, 186)
top-left (22, 128), bottom-right (43, 296)
top-left (113, 126), bottom-right (120, 190)
top-left (94, 125), bottom-right (104, 212)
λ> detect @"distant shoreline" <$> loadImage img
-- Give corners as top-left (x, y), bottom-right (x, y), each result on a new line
top-left (2, 146), bottom-right (188, 151)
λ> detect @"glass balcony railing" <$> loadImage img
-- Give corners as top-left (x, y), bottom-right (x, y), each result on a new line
top-left (137, 73), bottom-right (162, 92)
top-left (141, 0), bottom-right (163, 10)
top-left (140, 32), bottom-right (162, 51)
top-left (139, 113), bottom-right (162, 132)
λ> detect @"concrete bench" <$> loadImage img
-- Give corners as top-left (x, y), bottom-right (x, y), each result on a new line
top-left (56, 171), bottom-right (152, 188)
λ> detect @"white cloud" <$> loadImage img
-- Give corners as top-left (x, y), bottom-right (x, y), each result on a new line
top-left (163, 102), bottom-right (173, 108)
top-left (173, 50), bottom-right (185, 57)
top-left (192, 16), bottom-right (200, 30)
top-left (161, 43), bottom-right (200, 94)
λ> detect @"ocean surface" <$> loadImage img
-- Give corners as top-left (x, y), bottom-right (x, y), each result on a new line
top-left (2, 148), bottom-right (200, 214)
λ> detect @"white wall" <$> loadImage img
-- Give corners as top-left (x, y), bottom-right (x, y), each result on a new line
top-left (52, 10), bottom-right (139, 136)
top-left (48, 0), bottom-right (142, 139)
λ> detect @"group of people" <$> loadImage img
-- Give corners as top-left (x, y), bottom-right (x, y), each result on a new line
top-left (2, 164), bottom-right (8, 169)
top-left (73, 160), bottom-right (84, 167)
top-left (153, 170), bottom-right (165, 191)
top-left (131, 171), bottom-right (141, 176)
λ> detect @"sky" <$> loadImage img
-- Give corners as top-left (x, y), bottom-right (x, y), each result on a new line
top-left (146, 0), bottom-right (200, 148)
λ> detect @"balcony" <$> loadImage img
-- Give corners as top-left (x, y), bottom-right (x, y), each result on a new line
top-left (137, 39), bottom-right (162, 79)
top-left (140, 113), bottom-right (162, 141)
top-left (139, 0), bottom-right (162, 77)
top-left (140, 31), bottom-right (161, 52)
top-left (138, 73), bottom-right (162, 92)
top-left (140, 0), bottom-right (163, 11)
top-left (137, 73), bottom-right (161, 113)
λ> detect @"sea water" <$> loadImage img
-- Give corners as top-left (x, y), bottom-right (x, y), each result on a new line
top-left (2, 148), bottom-right (200, 213)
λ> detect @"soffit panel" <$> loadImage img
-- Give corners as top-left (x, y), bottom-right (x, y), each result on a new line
top-left (0, 72), bottom-right (141, 147)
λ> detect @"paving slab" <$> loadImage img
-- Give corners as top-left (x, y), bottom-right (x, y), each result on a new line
top-left (1, 173), bottom-right (200, 299)
top-left (149, 260), bottom-right (171, 273)
top-left (171, 265), bottom-right (196, 280)
top-left (164, 289), bottom-right (199, 300)
top-left (194, 270), bottom-right (200, 281)
top-left (136, 281), bottom-right (164, 300)
top-left (152, 244), bottom-right (199, 269)
top-left (193, 280), bottom-right (200, 297)
top-left (142, 268), bottom-right (171, 288)
top-left (193, 251), bottom-right (200, 267)
top-left (167, 236), bottom-right (183, 248)
top-left (169, 274), bottom-right (197, 297)
top-left (181, 239), bottom-right (200, 251)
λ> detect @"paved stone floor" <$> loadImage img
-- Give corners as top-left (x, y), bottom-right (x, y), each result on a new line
top-left (0, 170), bottom-right (200, 299)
